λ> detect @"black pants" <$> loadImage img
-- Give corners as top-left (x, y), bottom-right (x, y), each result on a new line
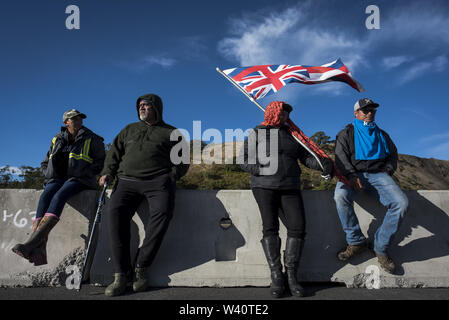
top-left (108, 174), bottom-right (175, 273)
top-left (252, 188), bottom-right (306, 239)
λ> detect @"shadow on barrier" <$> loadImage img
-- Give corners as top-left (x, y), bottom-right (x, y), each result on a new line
top-left (304, 190), bottom-right (449, 296)
top-left (64, 189), bottom-right (449, 289)
top-left (66, 190), bottom-right (100, 245)
top-left (331, 191), bottom-right (449, 276)
top-left (135, 190), bottom-right (246, 286)
top-left (363, 191), bottom-right (449, 275)
top-left (89, 189), bottom-right (246, 286)
top-left (65, 190), bottom-right (100, 279)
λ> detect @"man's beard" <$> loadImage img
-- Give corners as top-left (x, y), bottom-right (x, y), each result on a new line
top-left (139, 112), bottom-right (149, 121)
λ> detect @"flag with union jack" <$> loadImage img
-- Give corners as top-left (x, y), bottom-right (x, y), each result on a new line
top-left (222, 58), bottom-right (364, 100)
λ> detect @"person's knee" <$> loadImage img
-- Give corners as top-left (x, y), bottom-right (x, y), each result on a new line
top-left (262, 229), bottom-right (279, 238)
top-left (286, 230), bottom-right (306, 240)
top-left (392, 194), bottom-right (409, 216)
top-left (334, 189), bottom-right (351, 205)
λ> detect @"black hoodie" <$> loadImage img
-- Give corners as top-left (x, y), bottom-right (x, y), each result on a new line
top-left (101, 94), bottom-right (189, 180)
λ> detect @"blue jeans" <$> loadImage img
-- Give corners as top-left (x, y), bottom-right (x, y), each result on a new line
top-left (35, 179), bottom-right (86, 220)
top-left (333, 172), bottom-right (408, 255)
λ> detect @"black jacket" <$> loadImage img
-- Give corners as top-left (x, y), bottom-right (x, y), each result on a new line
top-left (335, 124), bottom-right (398, 180)
top-left (240, 125), bottom-right (323, 189)
top-left (101, 94), bottom-right (189, 180)
top-left (41, 126), bottom-right (106, 189)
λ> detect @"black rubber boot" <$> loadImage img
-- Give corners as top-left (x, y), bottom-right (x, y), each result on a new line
top-left (12, 215), bottom-right (58, 265)
top-left (261, 236), bottom-right (286, 298)
top-left (133, 267), bottom-right (150, 292)
top-left (105, 273), bottom-right (129, 297)
top-left (284, 237), bottom-right (305, 297)
top-left (21, 218), bottom-right (41, 264)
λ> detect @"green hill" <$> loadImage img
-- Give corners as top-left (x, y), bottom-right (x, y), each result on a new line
top-left (177, 140), bottom-right (449, 191)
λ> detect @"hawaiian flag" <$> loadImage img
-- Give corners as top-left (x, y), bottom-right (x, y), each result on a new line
top-left (222, 58), bottom-right (364, 100)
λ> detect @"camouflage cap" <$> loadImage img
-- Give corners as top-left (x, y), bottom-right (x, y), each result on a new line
top-left (354, 98), bottom-right (379, 111)
top-left (63, 109), bottom-right (87, 122)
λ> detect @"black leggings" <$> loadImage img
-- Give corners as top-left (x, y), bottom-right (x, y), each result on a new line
top-left (108, 174), bottom-right (175, 273)
top-left (252, 188), bottom-right (306, 239)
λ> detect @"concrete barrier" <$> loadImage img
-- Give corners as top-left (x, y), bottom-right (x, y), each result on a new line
top-left (1, 189), bottom-right (449, 288)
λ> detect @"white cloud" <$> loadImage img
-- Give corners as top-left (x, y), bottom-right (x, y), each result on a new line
top-left (141, 56), bottom-right (176, 68)
top-left (398, 55), bottom-right (447, 84)
top-left (217, 5), bottom-right (366, 97)
top-left (418, 131), bottom-right (449, 160)
top-left (115, 55), bottom-right (176, 72)
top-left (382, 56), bottom-right (413, 69)
top-left (218, 4), bottom-right (367, 71)
top-left (419, 132), bottom-right (449, 143)
top-left (218, 2), bottom-right (449, 92)
top-left (218, 8), bottom-right (302, 66)
top-left (427, 140), bottom-right (449, 160)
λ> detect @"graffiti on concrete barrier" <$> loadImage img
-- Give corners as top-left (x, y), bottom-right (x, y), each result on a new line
top-left (2, 209), bottom-right (36, 228)
top-left (1, 240), bottom-right (16, 252)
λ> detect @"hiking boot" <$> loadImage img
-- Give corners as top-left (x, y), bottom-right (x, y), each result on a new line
top-left (283, 237), bottom-right (305, 297)
top-left (133, 267), bottom-right (150, 292)
top-left (105, 273), bottom-right (129, 297)
top-left (261, 236), bottom-right (286, 298)
top-left (337, 243), bottom-right (366, 261)
top-left (376, 253), bottom-right (395, 274)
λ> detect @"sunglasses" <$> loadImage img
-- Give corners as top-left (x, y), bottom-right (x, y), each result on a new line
top-left (359, 108), bottom-right (377, 115)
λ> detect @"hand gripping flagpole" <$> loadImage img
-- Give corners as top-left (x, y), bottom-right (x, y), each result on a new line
top-left (216, 67), bottom-right (330, 179)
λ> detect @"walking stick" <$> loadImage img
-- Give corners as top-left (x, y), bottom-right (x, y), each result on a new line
top-left (77, 181), bottom-right (108, 291)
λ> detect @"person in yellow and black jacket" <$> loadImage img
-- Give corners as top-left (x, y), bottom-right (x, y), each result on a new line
top-left (12, 109), bottom-right (105, 266)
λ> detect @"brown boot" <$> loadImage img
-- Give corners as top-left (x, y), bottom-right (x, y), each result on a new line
top-left (376, 253), bottom-right (395, 274)
top-left (337, 243), bottom-right (366, 261)
top-left (12, 214), bottom-right (59, 265)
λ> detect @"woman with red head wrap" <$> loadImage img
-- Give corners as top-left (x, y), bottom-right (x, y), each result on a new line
top-left (240, 101), bottom-right (334, 298)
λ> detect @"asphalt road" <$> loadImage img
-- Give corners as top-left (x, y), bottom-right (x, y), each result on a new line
top-left (1, 283), bottom-right (449, 300)
top-left (2, 284), bottom-right (448, 318)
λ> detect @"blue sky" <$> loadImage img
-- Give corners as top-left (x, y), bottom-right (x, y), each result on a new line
top-left (1, 0), bottom-right (449, 171)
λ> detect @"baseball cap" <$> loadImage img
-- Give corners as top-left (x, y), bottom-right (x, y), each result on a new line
top-left (63, 109), bottom-right (87, 122)
top-left (354, 98), bottom-right (379, 111)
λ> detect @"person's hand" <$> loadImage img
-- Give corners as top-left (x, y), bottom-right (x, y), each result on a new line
top-left (169, 171), bottom-right (176, 183)
top-left (321, 158), bottom-right (334, 179)
top-left (99, 174), bottom-right (112, 187)
top-left (350, 176), bottom-right (364, 192)
top-left (384, 164), bottom-right (394, 176)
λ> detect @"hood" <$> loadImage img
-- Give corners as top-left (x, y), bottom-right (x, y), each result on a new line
top-left (261, 101), bottom-right (292, 127)
top-left (136, 93), bottom-right (163, 124)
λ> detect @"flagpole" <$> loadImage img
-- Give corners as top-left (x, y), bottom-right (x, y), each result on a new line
top-left (216, 67), bottom-right (266, 112)
top-left (216, 67), bottom-right (327, 174)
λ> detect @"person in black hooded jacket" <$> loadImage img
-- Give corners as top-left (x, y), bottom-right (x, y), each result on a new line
top-left (12, 109), bottom-right (105, 266)
top-left (99, 93), bottom-right (189, 297)
top-left (240, 101), bottom-right (333, 298)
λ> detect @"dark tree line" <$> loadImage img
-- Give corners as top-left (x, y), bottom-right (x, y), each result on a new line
top-left (0, 166), bottom-right (46, 189)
